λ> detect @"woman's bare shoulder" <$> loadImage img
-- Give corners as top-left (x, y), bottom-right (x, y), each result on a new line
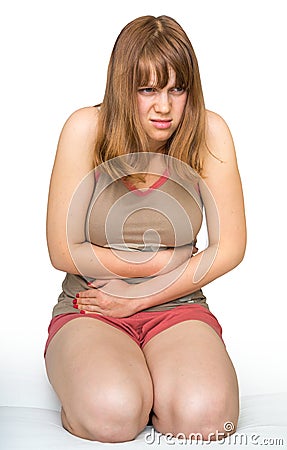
top-left (53, 106), bottom-right (99, 169)
top-left (204, 109), bottom-right (236, 163)
top-left (62, 106), bottom-right (99, 137)
top-left (205, 109), bottom-right (232, 138)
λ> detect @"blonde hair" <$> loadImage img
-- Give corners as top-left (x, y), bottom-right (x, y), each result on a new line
top-left (94, 15), bottom-right (206, 176)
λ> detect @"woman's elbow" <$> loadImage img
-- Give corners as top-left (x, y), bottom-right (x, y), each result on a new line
top-left (48, 248), bottom-right (76, 274)
top-left (222, 240), bottom-right (246, 273)
top-left (231, 247), bottom-right (245, 270)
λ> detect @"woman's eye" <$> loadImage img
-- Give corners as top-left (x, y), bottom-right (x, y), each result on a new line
top-left (138, 87), bottom-right (156, 95)
top-left (170, 87), bottom-right (185, 94)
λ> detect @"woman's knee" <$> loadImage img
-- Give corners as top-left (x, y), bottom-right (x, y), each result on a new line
top-left (153, 389), bottom-right (239, 441)
top-left (62, 386), bottom-right (152, 443)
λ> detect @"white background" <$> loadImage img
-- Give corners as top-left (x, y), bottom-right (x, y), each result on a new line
top-left (0, 0), bottom-right (286, 409)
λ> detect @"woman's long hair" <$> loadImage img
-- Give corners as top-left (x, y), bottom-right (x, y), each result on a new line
top-left (94, 15), bottom-right (206, 176)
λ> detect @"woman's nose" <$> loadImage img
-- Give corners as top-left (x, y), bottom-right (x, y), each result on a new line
top-left (154, 92), bottom-right (171, 114)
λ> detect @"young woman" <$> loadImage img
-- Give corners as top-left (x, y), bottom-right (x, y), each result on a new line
top-left (45, 15), bottom-right (246, 443)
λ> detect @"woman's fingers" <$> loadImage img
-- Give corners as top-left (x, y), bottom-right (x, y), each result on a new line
top-left (73, 297), bottom-right (103, 314)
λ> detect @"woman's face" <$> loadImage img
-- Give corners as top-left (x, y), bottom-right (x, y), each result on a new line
top-left (137, 68), bottom-right (187, 151)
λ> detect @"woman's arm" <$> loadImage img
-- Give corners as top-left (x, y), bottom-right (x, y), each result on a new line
top-left (75, 111), bottom-right (246, 316)
top-left (130, 110), bottom-right (247, 305)
top-left (46, 107), bottom-right (193, 279)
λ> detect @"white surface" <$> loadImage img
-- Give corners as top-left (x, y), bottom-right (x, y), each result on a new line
top-left (1, 393), bottom-right (287, 449)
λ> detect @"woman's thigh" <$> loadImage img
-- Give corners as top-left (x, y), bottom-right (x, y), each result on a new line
top-left (143, 319), bottom-right (239, 441)
top-left (45, 317), bottom-right (153, 442)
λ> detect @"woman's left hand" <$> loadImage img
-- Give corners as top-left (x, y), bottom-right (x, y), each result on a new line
top-left (73, 279), bottom-right (141, 318)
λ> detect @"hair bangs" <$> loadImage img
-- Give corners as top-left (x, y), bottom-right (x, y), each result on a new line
top-left (135, 43), bottom-right (191, 91)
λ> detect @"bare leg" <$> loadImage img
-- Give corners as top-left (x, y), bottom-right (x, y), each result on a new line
top-left (143, 320), bottom-right (239, 441)
top-left (45, 317), bottom-right (153, 442)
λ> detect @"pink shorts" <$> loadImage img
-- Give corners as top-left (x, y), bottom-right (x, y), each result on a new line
top-left (44, 304), bottom-right (223, 356)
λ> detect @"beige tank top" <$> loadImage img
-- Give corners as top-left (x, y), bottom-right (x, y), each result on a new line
top-left (52, 163), bottom-right (208, 317)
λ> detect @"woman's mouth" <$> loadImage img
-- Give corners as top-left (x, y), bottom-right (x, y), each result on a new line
top-left (150, 119), bottom-right (172, 130)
